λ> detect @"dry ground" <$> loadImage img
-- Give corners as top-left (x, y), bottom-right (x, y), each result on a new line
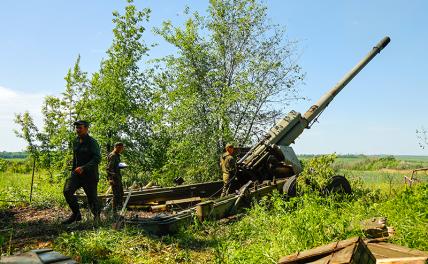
top-left (1, 206), bottom-right (102, 253)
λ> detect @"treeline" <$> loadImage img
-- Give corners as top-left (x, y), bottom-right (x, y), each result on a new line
top-left (0, 152), bottom-right (27, 159)
top-left (14, 0), bottom-right (304, 185)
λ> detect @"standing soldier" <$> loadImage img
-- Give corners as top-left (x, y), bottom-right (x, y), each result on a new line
top-left (106, 142), bottom-right (125, 215)
top-left (62, 120), bottom-right (101, 224)
top-left (220, 143), bottom-right (236, 197)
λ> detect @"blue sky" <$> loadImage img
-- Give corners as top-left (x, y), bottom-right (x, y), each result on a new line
top-left (0, 0), bottom-right (427, 155)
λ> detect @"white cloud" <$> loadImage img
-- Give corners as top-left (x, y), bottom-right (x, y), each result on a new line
top-left (0, 86), bottom-right (45, 151)
top-left (0, 86), bottom-right (18, 100)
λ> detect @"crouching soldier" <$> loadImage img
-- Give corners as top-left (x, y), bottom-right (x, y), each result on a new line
top-left (107, 142), bottom-right (125, 215)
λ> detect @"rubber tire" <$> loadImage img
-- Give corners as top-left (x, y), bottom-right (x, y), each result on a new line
top-left (323, 175), bottom-right (352, 195)
top-left (282, 175), bottom-right (297, 197)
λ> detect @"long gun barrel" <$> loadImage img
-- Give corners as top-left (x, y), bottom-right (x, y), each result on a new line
top-left (238, 37), bottom-right (390, 175)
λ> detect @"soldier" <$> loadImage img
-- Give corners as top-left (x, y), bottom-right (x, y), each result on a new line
top-left (106, 142), bottom-right (125, 214)
top-left (220, 143), bottom-right (236, 197)
top-left (62, 120), bottom-right (101, 224)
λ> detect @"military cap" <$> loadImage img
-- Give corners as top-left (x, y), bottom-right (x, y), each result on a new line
top-left (73, 120), bottom-right (90, 127)
top-left (114, 142), bottom-right (124, 147)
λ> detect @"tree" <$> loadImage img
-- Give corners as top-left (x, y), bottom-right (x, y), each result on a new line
top-left (14, 1), bottom-right (158, 183)
top-left (88, 1), bottom-right (153, 170)
top-left (14, 112), bottom-right (40, 160)
top-left (37, 55), bottom-right (91, 177)
top-left (154, 0), bottom-right (304, 182)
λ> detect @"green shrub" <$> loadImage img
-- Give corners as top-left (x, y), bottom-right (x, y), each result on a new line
top-left (298, 154), bottom-right (337, 193)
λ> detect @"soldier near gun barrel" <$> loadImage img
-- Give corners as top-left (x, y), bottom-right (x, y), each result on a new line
top-left (62, 120), bottom-right (101, 224)
top-left (220, 143), bottom-right (237, 197)
top-left (106, 142), bottom-right (125, 214)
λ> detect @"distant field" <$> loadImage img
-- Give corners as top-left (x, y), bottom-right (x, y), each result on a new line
top-left (394, 155), bottom-right (428, 162)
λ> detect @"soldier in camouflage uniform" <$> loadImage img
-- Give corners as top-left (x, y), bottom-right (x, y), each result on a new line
top-left (62, 120), bottom-right (101, 224)
top-left (220, 143), bottom-right (236, 197)
top-left (106, 142), bottom-right (125, 213)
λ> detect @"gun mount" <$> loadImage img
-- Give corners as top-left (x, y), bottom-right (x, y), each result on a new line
top-left (236, 36), bottom-right (390, 185)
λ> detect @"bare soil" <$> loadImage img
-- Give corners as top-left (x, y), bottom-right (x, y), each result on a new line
top-left (1, 206), bottom-right (99, 253)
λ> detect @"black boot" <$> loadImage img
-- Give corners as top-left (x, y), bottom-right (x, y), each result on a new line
top-left (62, 213), bottom-right (82, 224)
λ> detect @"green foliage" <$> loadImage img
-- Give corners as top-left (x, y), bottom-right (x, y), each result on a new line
top-left (56, 230), bottom-right (118, 263)
top-left (0, 170), bottom-right (65, 208)
top-left (14, 112), bottom-right (39, 159)
top-left (153, 0), bottom-right (304, 182)
top-left (378, 184), bottom-right (428, 249)
top-left (298, 154), bottom-right (337, 193)
top-left (89, 2), bottom-right (153, 157)
top-left (55, 227), bottom-right (213, 264)
top-left (206, 184), bottom-right (428, 263)
top-left (0, 158), bottom-right (33, 174)
top-left (0, 159), bottom-right (7, 172)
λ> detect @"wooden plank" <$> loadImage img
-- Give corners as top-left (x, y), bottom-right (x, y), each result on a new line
top-left (151, 204), bottom-right (168, 212)
top-left (367, 242), bottom-right (428, 259)
top-left (376, 256), bottom-right (428, 264)
top-left (166, 197), bottom-right (201, 206)
top-left (278, 237), bottom-right (380, 264)
top-left (278, 237), bottom-right (360, 264)
top-left (330, 244), bottom-right (354, 263)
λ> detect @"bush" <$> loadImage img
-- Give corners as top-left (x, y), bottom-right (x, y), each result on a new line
top-left (298, 154), bottom-right (337, 193)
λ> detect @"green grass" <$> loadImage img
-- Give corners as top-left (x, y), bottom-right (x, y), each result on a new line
top-left (52, 184), bottom-right (428, 264)
top-left (0, 169), bottom-right (111, 209)
top-left (0, 171), bottom-right (64, 208)
top-left (2, 155), bottom-right (428, 263)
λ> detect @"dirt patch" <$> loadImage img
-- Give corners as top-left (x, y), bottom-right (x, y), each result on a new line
top-left (0, 206), bottom-right (99, 253)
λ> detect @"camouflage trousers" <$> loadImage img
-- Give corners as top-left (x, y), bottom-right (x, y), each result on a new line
top-left (108, 174), bottom-right (124, 212)
top-left (63, 173), bottom-right (99, 217)
top-left (221, 173), bottom-right (231, 197)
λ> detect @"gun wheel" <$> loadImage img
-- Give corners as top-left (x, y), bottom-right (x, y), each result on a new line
top-left (323, 175), bottom-right (352, 195)
top-left (282, 175), bottom-right (297, 197)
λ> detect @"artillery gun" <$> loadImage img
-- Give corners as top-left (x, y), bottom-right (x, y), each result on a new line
top-left (85, 37), bottom-right (390, 235)
top-left (234, 36), bottom-right (391, 194)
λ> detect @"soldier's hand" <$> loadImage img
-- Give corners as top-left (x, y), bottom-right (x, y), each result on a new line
top-left (74, 167), bottom-right (83, 175)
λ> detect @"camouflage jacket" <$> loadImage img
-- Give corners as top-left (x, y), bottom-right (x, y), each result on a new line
top-left (107, 152), bottom-right (121, 178)
top-left (220, 152), bottom-right (236, 175)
